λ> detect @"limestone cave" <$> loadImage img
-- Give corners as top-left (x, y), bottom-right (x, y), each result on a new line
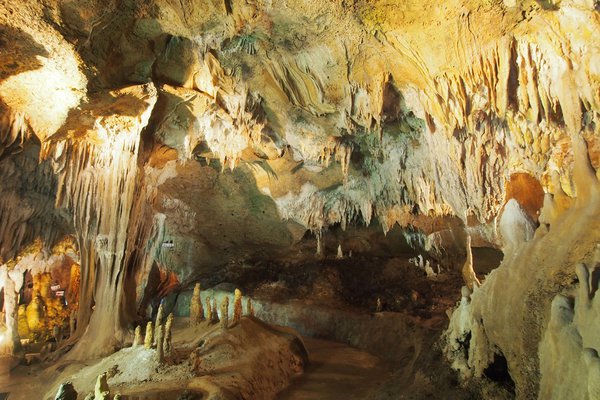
top-left (0, 0), bottom-right (599, 399)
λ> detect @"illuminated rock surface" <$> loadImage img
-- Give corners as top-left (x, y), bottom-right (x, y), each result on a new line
top-left (0, 0), bottom-right (598, 399)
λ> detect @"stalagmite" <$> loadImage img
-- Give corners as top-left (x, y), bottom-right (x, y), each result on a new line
top-left (144, 321), bottom-right (153, 349)
top-left (190, 283), bottom-right (204, 325)
top-left (220, 297), bottom-right (229, 329)
top-left (246, 298), bottom-right (254, 317)
top-left (336, 244), bottom-right (343, 259)
top-left (69, 310), bottom-right (76, 338)
top-left (53, 325), bottom-right (61, 344)
top-left (164, 313), bottom-right (173, 355)
top-left (205, 296), bottom-right (213, 323)
top-left (155, 324), bottom-right (164, 364)
top-left (461, 236), bottom-right (480, 290)
top-left (212, 298), bottom-right (219, 323)
top-left (54, 382), bottom-right (77, 400)
top-left (132, 325), bottom-right (142, 347)
top-left (93, 373), bottom-right (110, 400)
top-left (1, 267), bottom-right (21, 356)
top-left (233, 289), bottom-right (243, 323)
top-left (316, 232), bottom-right (323, 256)
top-left (154, 303), bottom-right (164, 346)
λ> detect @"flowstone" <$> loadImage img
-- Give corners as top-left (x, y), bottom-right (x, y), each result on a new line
top-left (539, 261), bottom-right (600, 399)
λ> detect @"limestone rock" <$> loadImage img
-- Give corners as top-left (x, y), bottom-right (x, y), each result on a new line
top-left (54, 382), bottom-right (77, 400)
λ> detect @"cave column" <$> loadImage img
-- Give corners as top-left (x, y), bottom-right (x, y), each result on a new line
top-left (0, 265), bottom-right (22, 356)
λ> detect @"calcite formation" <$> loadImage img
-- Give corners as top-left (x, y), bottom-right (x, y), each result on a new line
top-left (144, 321), bottom-right (153, 350)
top-left (233, 288), bottom-right (243, 323)
top-left (189, 283), bottom-right (204, 325)
top-left (0, 0), bottom-right (597, 398)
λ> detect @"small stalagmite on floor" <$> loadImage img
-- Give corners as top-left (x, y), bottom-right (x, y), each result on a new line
top-left (144, 321), bottom-right (154, 349)
top-left (212, 298), bottom-right (219, 324)
top-left (205, 296), bottom-right (213, 322)
top-left (246, 298), bottom-right (254, 317)
top-left (233, 288), bottom-right (243, 323)
top-left (164, 313), bottom-right (174, 355)
top-left (155, 324), bottom-right (164, 363)
top-left (154, 303), bottom-right (164, 345)
top-left (54, 382), bottom-right (77, 400)
top-left (220, 296), bottom-right (229, 329)
top-left (132, 325), bottom-right (142, 347)
top-left (190, 283), bottom-right (204, 325)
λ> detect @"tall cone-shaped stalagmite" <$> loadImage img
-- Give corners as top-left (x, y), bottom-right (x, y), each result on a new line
top-left (144, 321), bottom-right (153, 349)
top-left (94, 373), bottom-right (110, 399)
top-left (212, 298), bottom-right (219, 324)
top-left (220, 296), bottom-right (229, 329)
top-left (133, 325), bottom-right (142, 347)
top-left (155, 324), bottom-right (164, 364)
top-left (205, 296), bottom-right (213, 323)
top-left (154, 303), bottom-right (164, 345)
top-left (164, 313), bottom-right (173, 355)
top-left (190, 283), bottom-right (203, 325)
top-left (233, 289), bottom-right (243, 323)
top-left (246, 298), bottom-right (254, 317)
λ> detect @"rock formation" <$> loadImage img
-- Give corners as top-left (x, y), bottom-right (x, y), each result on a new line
top-left (54, 382), bottom-right (77, 400)
top-left (189, 283), bottom-right (204, 325)
top-left (164, 313), bottom-right (174, 355)
top-left (205, 296), bottom-right (213, 323)
top-left (461, 236), bottom-right (480, 290)
top-left (144, 321), bottom-right (153, 349)
top-left (0, 0), bottom-right (598, 398)
top-left (132, 326), bottom-right (142, 347)
top-left (155, 324), bottom-right (164, 364)
top-left (233, 289), bottom-right (243, 323)
top-left (246, 299), bottom-right (255, 318)
top-left (220, 297), bottom-right (230, 329)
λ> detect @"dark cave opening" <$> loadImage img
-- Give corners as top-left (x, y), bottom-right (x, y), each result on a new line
top-left (484, 352), bottom-right (516, 395)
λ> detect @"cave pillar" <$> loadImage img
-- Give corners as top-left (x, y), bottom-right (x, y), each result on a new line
top-left (0, 266), bottom-right (22, 356)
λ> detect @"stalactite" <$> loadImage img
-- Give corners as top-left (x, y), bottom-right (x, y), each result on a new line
top-left (461, 236), bottom-right (480, 290)
top-left (39, 84), bottom-right (157, 359)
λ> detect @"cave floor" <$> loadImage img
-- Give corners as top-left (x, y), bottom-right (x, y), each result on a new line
top-left (280, 337), bottom-right (390, 400)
